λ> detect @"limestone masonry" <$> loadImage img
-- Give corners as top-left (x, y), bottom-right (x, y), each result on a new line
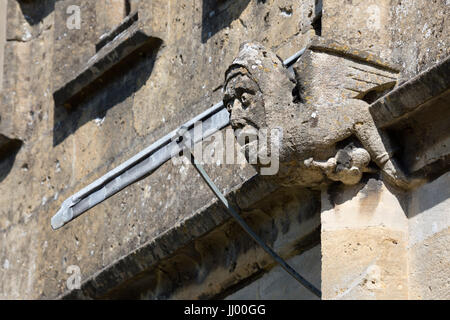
top-left (0, 0), bottom-right (448, 300)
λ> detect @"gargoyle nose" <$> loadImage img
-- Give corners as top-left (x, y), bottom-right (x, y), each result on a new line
top-left (230, 99), bottom-right (246, 127)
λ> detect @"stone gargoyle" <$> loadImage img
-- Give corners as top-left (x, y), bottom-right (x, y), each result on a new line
top-left (223, 38), bottom-right (422, 190)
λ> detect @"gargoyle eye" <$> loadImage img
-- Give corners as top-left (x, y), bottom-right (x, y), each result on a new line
top-left (240, 93), bottom-right (251, 107)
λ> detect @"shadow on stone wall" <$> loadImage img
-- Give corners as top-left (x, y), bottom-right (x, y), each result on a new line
top-left (18, 0), bottom-right (55, 25)
top-left (0, 137), bottom-right (22, 183)
top-left (201, 0), bottom-right (251, 43)
top-left (52, 49), bottom-right (158, 146)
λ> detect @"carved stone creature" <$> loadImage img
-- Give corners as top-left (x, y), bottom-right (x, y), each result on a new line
top-left (304, 144), bottom-right (376, 186)
top-left (223, 38), bottom-right (419, 190)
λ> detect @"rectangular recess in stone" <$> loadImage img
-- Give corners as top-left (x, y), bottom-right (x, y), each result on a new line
top-left (53, 11), bottom-right (163, 110)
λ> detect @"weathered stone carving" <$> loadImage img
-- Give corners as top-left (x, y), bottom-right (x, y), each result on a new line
top-left (304, 144), bottom-right (376, 186)
top-left (224, 39), bottom-right (421, 190)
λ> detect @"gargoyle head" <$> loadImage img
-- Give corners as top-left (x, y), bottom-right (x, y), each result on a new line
top-left (223, 42), bottom-right (296, 164)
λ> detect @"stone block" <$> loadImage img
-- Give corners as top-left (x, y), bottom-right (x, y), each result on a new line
top-left (408, 172), bottom-right (450, 299)
top-left (321, 177), bottom-right (409, 299)
top-left (322, 0), bottom-right (392, 60)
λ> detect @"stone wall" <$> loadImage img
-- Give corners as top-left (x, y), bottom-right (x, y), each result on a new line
top-left (0, 0), bottom-right (448, 300)
top-left (321, 173), bottom-right (449, 300)
top-left (0, 0), bottom-right (322, 299)
top-left (321, 177), bottom-right (409, 299)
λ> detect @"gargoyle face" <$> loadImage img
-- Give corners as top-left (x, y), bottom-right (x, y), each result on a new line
top-left (224, 71), bottom-right (266, 154)
top-left (223, 43), bottom-right (295, 163)
top-left (223, 43), bottom-right (295, 167)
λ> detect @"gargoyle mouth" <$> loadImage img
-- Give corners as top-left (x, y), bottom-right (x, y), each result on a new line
top-left (233, 123), bottom-right (261, 165)
top-left (234, 123), bottom-right (259, 146)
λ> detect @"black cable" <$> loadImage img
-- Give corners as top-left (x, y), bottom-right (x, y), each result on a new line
top-left (182, 144), bottom-right (322, 298)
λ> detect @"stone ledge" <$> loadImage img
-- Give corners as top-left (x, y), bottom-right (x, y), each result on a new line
top-left (369, 55), bottom-right (450, 178)
top-left (96, 11), bottom-right (139, 52)
top-left (309, 38), bottom-right (401, 74)
top-left (53, 12), bottom-right (163, 110)
top-left (58, 175), bottom-right (320, 300)
top-left (370, 55), bottom-right (450, 128)
top-left (57, 174), bottom-right (262, 299)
